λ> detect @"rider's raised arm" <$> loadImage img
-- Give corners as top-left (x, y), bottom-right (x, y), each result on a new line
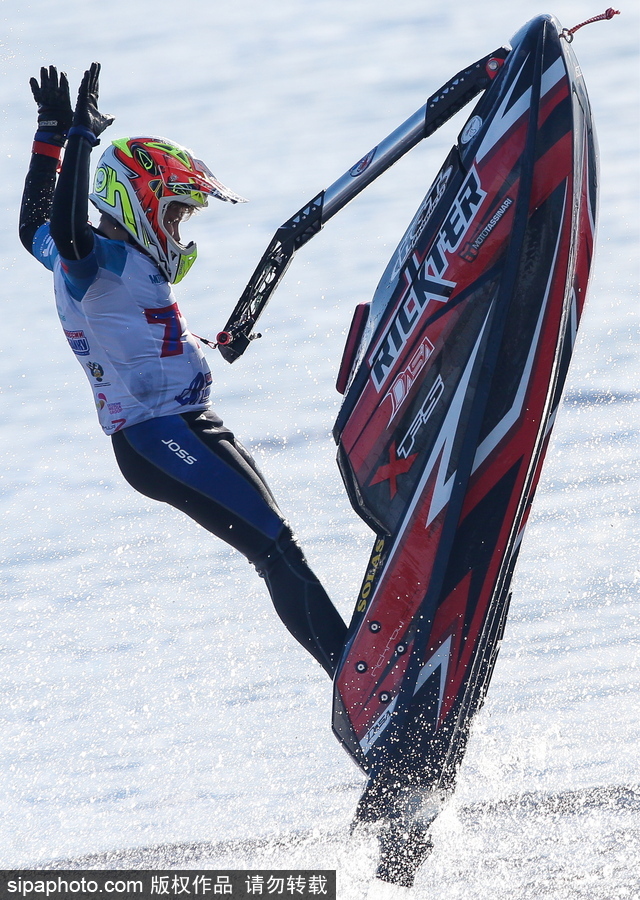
top-left (50, 62), bottom-right (114, 261)
top-left (19, 65), bottom-right (71, 255)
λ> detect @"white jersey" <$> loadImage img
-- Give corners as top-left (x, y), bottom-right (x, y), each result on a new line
top-left (33, 224), bottom-right (212, 435)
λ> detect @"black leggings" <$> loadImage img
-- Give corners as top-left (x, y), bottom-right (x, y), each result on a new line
top-left (111, 410), bottom-right (347, 676)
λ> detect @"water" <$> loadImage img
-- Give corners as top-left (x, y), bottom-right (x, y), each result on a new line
top-left (1, 0), bottom-right (638, 895)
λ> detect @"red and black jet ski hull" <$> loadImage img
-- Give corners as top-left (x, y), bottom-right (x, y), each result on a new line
top-left (332, 14), bottom-right (598, 814)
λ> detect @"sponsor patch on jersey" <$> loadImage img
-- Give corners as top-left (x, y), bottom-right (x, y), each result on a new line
top-left (39, 231), bottom-right (57, 260)
top-left (175, 371), bottom-right (212, 407)
top-left (96, 391), bottom-right (122, 417)
top-left (64, 329), bottom-right (90, 356)
top-left (86, 361), bottom-right (105, 381)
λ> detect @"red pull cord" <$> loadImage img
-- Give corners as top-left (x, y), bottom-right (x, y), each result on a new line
top-left (561, 7), bottom-right (620, 42)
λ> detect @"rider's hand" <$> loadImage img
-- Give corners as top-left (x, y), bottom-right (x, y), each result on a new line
top-left (71, 62), bottom-right (114, 143)
top-left (29, 65), bottom-right (73, 146)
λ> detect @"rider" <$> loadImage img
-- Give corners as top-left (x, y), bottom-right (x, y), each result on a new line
top-left (19, 63), bottom-right (347, 677)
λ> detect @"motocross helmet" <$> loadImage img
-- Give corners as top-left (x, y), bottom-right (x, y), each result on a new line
top-left (89, 136), bottom-right (246, 283)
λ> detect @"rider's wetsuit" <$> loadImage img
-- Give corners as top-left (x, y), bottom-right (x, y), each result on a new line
top-left (19, 132), bottom-right (347, 677)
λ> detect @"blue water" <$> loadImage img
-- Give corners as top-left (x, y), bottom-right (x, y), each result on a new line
top-left (1, 1), bottom-right (638, 896)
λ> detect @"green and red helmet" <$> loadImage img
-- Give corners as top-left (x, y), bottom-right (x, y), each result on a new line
top-left (89, 136), bottom-right (246, 283)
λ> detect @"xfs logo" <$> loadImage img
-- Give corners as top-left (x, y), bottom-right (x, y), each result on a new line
top-left (368, 167), bottom-right (486, 392)
top-left (161, 439), bottom-right (197, 465)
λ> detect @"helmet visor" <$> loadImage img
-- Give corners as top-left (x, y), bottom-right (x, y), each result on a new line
top-left (194, 158), bottom-right (248, 204)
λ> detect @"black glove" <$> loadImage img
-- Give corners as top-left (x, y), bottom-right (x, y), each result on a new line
top-left (29, 65), bottom-right (73, 147)
top-left (69, 62), bottom-right (115, 146)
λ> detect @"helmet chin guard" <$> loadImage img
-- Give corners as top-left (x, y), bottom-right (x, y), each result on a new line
top-left (89, 136), bottom-right (246, 283)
